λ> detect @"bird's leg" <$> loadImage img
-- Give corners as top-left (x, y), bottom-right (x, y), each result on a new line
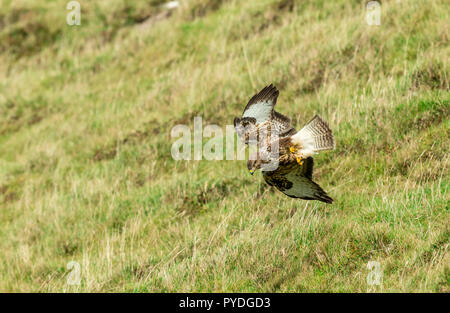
top-left (290, 145), bottom-right (304, 166)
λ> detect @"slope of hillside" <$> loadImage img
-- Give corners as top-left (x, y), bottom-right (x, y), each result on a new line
top-left (0, 0), bottom-right (448, 292)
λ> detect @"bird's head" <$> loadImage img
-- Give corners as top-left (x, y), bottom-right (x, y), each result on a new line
top-left (247, 150), bottom-right (278, 175)
top-left (247, 158), bottom-right (261, 176)
top-left (247, 151), bottom-right (267, 175)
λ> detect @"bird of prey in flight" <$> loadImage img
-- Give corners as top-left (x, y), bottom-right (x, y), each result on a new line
top-left (234, 84), bottom-right (335, 203)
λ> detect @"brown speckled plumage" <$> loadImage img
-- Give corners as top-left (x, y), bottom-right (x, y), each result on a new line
top-left (235, 84), bottom-right (335, 203)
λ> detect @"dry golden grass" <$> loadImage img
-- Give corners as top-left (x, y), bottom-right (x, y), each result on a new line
top-left (0, 0), bottom-right (448, 292)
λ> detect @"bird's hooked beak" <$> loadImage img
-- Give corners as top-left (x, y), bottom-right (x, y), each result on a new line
top-left (249, 169), bottom-right (254, 175)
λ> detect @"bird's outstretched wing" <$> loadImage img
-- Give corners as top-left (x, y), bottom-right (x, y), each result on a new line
top-left (234, 84), bottom-right (295, 144)
top-left (262, 157), bottom-right (333, 203)
top-left (242, 84), bottom-right (280, 123)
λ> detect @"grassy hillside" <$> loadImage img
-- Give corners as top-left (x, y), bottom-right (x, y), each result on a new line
top-left (0, 0), bottom-right (448, 292)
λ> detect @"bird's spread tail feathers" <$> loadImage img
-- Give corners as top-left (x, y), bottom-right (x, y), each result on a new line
top-left (291, 115), bottom-right (335, 156)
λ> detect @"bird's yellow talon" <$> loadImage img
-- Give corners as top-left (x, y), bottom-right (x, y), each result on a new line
top-left (297, 157), bottom-right (303, 165)
top-left (290, 146), bottom-right (296, 153)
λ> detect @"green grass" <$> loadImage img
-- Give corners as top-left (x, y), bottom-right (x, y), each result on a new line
top-left (0, 0), bottom-right (448, 292)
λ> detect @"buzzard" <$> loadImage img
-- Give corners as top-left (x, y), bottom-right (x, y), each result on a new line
top-left (234, 84), bottom-right (335, 203)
